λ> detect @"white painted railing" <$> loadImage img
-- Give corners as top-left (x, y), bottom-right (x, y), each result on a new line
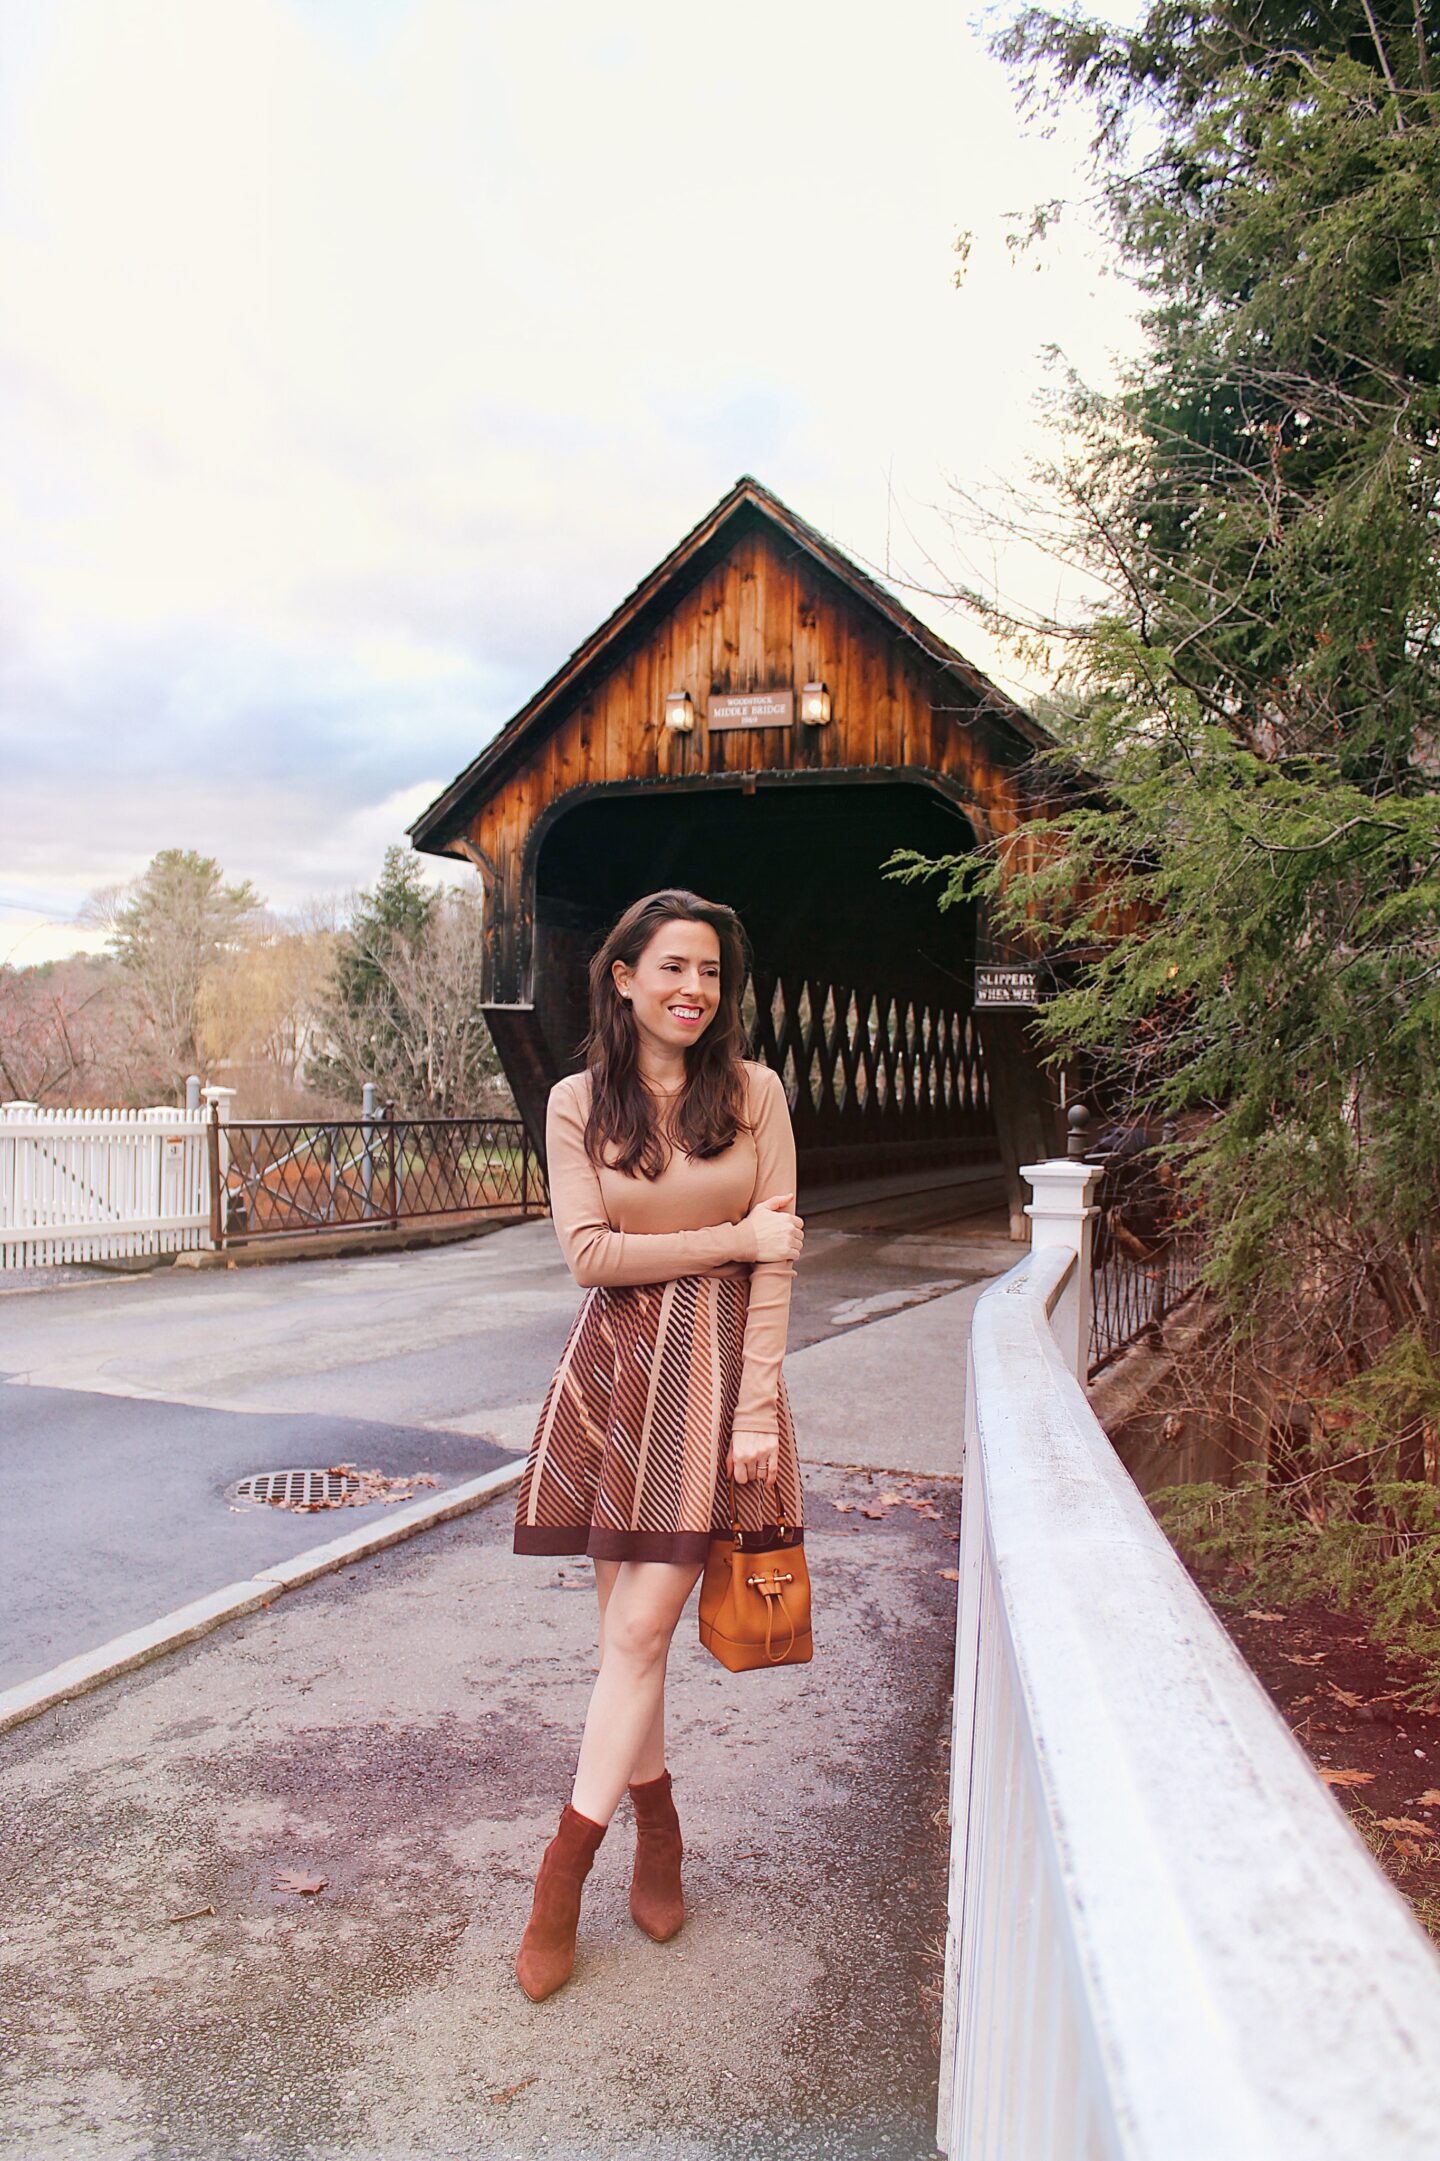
top-left (938, 1158), bottom-right (1440, 2158)
top-left (0, 1102), bottom-right (211, 1265)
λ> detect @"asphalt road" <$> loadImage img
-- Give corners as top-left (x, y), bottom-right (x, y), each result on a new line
top-left (0, 1193), bottom-right (1015, 1692)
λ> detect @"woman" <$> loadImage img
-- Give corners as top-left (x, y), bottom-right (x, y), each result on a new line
top-left (510, 887), bottom-right (806, 2002)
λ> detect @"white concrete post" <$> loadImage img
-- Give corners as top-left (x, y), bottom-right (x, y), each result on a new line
top-left (1021, 1158), bottom-right (1104, 1382)
top-left (200, 1086), bottom-right (236, 1123)
top-left (185, 1074), bottom-right (201, 1113)
top-left (361, 1082), bottom-right (378, 1217)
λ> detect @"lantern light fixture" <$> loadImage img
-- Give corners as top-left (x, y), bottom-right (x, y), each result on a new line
top-left (664, 689), bottom-right (695, 732)
top-left (799, 680), bottom-right (831, 726)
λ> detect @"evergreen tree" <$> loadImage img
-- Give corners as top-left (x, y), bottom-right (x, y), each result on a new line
top-left (309, 847), bottom-right (502, 1115)
top-left (895, 1), bottom-right (1440, 1635)
top-left (309, 846), bottom-right (436, 1103)
top-left (103, 849), bottom-right (263, 1095)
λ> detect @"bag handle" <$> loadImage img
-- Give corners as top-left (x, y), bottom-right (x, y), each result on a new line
top-left (725, 1470), bottom-right (789, 1544)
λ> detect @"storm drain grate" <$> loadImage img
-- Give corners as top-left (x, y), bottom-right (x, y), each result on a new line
top-left (225, 1468), bottom-right (362, 1509)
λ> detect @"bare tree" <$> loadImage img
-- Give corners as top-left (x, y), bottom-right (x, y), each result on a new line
top-left (309, 876), bottom-right (507, 1115)
top-left (0, 956), bottom-right (133, 1106)
top-left (197, 912), bottom-right (338, 1108)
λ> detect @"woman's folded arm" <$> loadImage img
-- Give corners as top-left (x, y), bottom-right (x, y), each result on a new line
top-left (545, 1079), bottom-right (753, 1288)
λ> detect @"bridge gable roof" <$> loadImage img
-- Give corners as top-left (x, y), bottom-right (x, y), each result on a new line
top-left (409, 475), bottom-right (1052, 854)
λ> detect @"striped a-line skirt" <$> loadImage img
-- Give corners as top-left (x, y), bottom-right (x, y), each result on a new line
top-left (512, 1271), bottom-right (805, 1564)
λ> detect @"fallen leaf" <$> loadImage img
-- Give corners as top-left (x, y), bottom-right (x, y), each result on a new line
top-left (861, 1505), bottom-right (888, 1519)
top-left (937, 1568), bottom-right (960, 1582)
top-left (1318, 1769), bottom-right (1375, 1788)
top-left (1283, 1653), bottom-right (1326, 1667)
top-left (273, 1870), bottom-right (328, 1895)
top-left (488, 2077), bottom-right (538, 2106)
top-left (266, 1465), bottom-right (444, 1514)
top-left (1378, 1818), bottom-right (1433, 1837)
top-left (1416, 1790), bottom-right (1440, 1807)
top-left (1243, 1610), bottom-right (1285, 1623)
top-left (830, 1501), bottom-right (856, 1514)
top-left (1324, 1684), bottom-right (1365, 1709)
top-left (877, 1489), bottom-right (906, 1505)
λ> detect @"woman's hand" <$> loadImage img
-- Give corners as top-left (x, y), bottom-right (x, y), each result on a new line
top-left (740, 1191), bottom-right (804, 1264)
top-left (729, 1428), bottom-right (780, 1487)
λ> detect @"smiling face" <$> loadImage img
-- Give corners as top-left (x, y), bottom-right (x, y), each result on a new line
top-left (612, 916), bottom-right (722, 1060)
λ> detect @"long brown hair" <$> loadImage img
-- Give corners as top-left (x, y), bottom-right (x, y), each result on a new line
top-left (581, 889), bottom-right (752, 1178)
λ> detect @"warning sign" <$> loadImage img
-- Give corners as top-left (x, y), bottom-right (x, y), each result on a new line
top-left (975, 965), bottom-right (1041, 1010)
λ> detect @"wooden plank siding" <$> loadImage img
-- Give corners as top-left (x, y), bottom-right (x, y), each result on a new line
top-left (456, 521), bottom-right (1034, 1000)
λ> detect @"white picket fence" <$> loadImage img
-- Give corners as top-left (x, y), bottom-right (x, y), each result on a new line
top-left (938, 1159), bottom-right (1440, 2157)
top-left (0, 1102), bottom-right (211, 1266)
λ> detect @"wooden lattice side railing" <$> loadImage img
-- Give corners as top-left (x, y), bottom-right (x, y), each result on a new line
top-left (742, 968), bottom-right (990, 1146)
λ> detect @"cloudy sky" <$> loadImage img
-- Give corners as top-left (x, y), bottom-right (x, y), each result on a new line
top-left (0, 0), bottom-right (1140, 968)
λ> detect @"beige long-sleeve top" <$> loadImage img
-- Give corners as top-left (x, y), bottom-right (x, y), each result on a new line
top-left (544, 1059), bottom-right (797, 1443)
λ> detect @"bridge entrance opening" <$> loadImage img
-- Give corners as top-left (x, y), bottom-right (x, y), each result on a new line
top-left (531, 777), bottom-right (993, 1184)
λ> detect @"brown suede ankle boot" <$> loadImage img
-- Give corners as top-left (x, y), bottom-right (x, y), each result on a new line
top-left (515, 1802), bottom-right (607, 2002)
top-left (628, 1769), bottom-right (684, 1943)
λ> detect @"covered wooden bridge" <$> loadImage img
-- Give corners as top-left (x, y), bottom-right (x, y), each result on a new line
top-left (409, 476), bottom-right (1062, 1222)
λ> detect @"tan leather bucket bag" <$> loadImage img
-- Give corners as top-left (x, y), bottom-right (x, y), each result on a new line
top-left (699, 1479), bottom-right (813, 1671)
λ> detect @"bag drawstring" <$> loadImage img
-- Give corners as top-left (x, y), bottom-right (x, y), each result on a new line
top-left (743, 1564), bottom-right (798, 1661)
top-left (765, 1587), bottom-right (796, 1662)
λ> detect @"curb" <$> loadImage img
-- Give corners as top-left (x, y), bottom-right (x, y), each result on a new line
top-left (172, 1211), bottom-right (534, 1270)
top-left (0, 1214), bottom-right (540, 1293)
top-left (0, 1457), bottom-right (527, 1739)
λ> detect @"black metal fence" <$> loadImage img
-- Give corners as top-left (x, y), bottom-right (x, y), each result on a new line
top-left (208, 1110), bottom-right (547, 1246)
top-left (1082, 1120), bottom-right (1205, 1377)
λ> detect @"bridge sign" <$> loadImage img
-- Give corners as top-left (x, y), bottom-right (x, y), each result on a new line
top-left (975, 964), bottom-right (1041, 1010)
top-left (707, 690), bottom-right (794, 730)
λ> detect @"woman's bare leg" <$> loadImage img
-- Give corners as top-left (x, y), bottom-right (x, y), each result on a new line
top-left (594, 1559), bottom-right (667, 1785)
top-left (571, 1558), bottom-right (703, 1825)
